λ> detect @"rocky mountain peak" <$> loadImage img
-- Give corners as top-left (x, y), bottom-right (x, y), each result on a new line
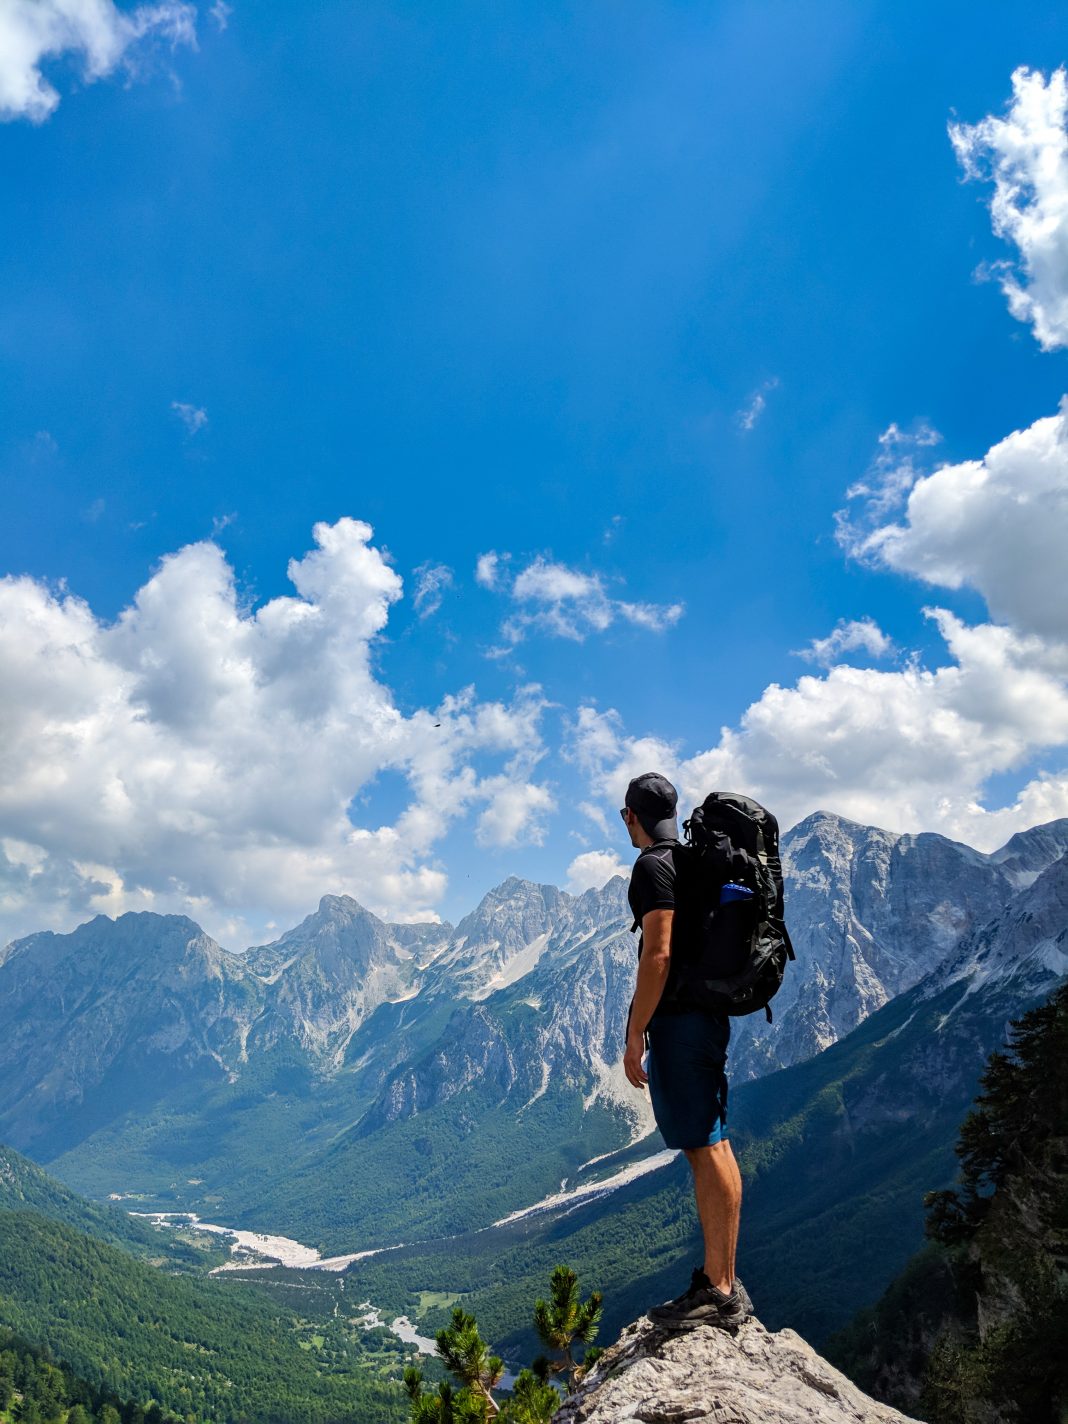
top-left (1, 910), bottom-right (244, 984)
top-left (553, 1314), bottom-right (916, 1423)
top-left (426, 876), bottom-right (573, 998)
top-left (459, 875), bottom-right (571, 925)
top-left (989, 816), bottom-right (1068, 888)
top-left (930, 845), bottom-right (1068, 1000)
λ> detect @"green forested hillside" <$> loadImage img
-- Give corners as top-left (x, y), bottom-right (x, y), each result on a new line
top-left (827, 981), bottom-right (1068, 1423)
top-left (0, 1144), bottom-right (223, 1271)
top-left (0, 1211), bottom-right (406, 1424)
top-left (0, 1325), bottom-right (186, 1424)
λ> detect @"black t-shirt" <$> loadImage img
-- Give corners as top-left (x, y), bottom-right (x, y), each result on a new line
top-left (627, 841), bottom-right (680, 944)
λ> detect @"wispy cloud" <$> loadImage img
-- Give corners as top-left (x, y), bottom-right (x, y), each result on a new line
top-left (171, 401), bottom-right (208, 435)
top-left (0, 0), bottom-right (196, 124)
top-left (736, 377), bottom-right (779, 432)
top-left (497, 556), bottom-right (684, 645)
top-left (413, 562), bottom-right (454, 618)
top-left (210, 0), bottom-right (233, 30)
top-left (835, 420), bottom-right (942, 546)
top-left (797, 618), bottom-right (895, 667)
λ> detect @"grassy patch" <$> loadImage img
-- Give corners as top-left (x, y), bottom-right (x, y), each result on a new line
top-left (416, 1290), bottom-right (463, 1316)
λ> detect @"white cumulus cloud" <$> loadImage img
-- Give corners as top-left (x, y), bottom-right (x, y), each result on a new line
top-left (571, 614), bottom-right (1068, 854)
top-left (565, 849), bottom-right (628, 894)
top-left (951, 66), bottom-right (1068, 350)
top-left (475, 551), bottom-right (503, 589)
top-left (0, 518), bottom-right (553, 946)
top-left (843, 400), bottom-right (1068, 646)
top-left (0, 0), bottom-right (196, 124)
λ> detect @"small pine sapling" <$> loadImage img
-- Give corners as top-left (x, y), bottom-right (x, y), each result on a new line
top-left (532, 1265), bottom-right (603, 1393)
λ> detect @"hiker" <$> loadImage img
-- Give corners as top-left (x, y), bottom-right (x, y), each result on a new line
top-left (620, 771), bottom-right (753, 1331)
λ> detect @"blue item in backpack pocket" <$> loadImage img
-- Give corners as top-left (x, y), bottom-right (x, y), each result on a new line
top-left (719, 882), bottom-right (754, 905)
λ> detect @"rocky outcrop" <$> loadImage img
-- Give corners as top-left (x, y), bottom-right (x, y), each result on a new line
top-left (553, 1315), bottom-right (919, 1423)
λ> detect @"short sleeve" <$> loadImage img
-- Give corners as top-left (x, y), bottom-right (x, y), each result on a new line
top-left (630, 850), bottom-right (676, 922)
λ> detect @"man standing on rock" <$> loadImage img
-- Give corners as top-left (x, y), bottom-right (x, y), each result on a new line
top-left (621, 771), bottom-right (752, 1330)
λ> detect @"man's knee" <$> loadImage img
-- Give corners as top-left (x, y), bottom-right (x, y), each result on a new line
top-left (683, 1140), bottom-right (731, 1169)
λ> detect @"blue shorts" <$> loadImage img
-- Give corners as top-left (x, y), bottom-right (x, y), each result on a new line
top-left (646, 1010), bottom-right (730, 1150)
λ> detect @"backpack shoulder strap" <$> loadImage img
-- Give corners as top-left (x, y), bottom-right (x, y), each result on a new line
top-left (629, 841), bottom-right (681, 932)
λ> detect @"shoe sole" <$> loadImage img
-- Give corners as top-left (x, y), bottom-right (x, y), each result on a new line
top-left (648, 1308), bottom-right (746, 1332)
top-left (652, 1314), bottom-right (743, 1334)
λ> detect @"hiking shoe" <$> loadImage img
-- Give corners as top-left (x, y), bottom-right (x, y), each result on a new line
top-left (648, 1267), bottom-right (746, 1331)
top-left (732, 1276), bottom-right (755, 1319)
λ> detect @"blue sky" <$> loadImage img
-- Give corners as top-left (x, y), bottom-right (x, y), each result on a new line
top-left (2, 1), bottom-right (1068, 945)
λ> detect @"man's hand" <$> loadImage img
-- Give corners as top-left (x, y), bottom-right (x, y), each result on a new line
top-left (623, 1028), bottom-right (648, 1090)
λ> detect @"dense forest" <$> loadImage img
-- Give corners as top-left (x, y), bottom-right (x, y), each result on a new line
top-left (828, 980), bottom-right (1068, 1423)
top-left (0, 1211), bottom-right (406, 1424)
top-left (0, 1326), bottom-right (188, 1424)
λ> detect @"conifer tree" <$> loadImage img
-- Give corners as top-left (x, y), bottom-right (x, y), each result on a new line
top-left (532, 1265), bottom-right (603, 1393)
top-left (920, 981), bottom-right (1068, 1422)
top-left (497, 1369), bottom-right (558, 1424)
top-left (404, 1366), bottom-right (485, 1424)
top-left (435, 1308), bottom-right (505, 1417)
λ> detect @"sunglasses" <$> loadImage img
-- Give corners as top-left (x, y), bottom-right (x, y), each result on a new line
top-left (619, 807), bottom-right (630, 822)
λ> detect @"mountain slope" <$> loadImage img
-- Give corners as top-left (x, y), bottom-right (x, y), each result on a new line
top-left (332, 848), bottom-right (1068, 1359)
top-left (0, 1208), bottom-right (405, 1423)
top-left (826, 980), bottom-right (1068, 1423)
top-left (0, 1141), bottom-right (221, 1269)
top-left (0, 913), bottom-right (263, 1157)
top-left (727, 812), bottom-right (1017, 1082)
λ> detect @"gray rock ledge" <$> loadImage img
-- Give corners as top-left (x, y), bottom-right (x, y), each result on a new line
top-left (552, 1315), bottom-right (918, 1424)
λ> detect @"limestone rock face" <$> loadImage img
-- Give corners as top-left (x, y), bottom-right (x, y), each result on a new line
top-left (553, 1316), bottom-right (919, 1424)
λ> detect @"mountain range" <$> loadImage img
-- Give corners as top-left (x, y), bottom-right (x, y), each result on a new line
top-left (2, 810), bottom-right (1066, 1255)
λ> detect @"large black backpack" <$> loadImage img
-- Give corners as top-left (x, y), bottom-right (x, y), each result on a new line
top-left (667, 791), bottom-right (795, 1021)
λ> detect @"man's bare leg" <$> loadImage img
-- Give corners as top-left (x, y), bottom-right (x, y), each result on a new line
top-left (683, 1140), bottom-right (742, 1294)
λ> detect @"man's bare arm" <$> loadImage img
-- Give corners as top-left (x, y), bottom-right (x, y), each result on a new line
top-left (623, 908), bottom-right (673, 1089)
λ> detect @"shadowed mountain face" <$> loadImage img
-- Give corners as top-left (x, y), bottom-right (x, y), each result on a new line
top-left (0, 814), bottom-right (1064, 1248)
top-left (0, 913), bottom-right (263, 1155)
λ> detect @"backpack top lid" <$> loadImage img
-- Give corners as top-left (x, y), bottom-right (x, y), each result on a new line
top-left (685, 791), bottom-right (780, 854)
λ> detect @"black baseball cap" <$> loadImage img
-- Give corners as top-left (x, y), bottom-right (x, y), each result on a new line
top-left (624, 772), bottom-right (679, 841)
